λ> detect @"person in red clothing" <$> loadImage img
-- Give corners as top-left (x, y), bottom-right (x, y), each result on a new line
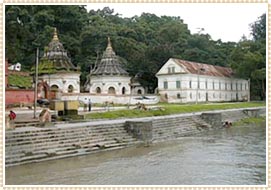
top-left (9, 110), bottom-right (16, 120)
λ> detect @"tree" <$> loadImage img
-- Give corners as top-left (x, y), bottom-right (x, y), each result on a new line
top-left (229, 13), bottom-right (266, 100)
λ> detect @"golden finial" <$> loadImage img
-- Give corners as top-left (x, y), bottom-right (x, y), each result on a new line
top-left (53, 27), bottom-right (59, 41)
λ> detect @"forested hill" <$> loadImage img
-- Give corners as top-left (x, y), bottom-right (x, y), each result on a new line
top-left (5, 5), bottom-right (266, 100)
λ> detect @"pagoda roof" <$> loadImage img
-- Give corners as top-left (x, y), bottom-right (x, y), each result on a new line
top-left (91, 37), bottom-right (129, 76)
top-left (41, 28), bottom-right (78, 72)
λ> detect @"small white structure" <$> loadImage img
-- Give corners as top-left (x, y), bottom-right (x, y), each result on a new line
top-left (8, 63), bottom-right (21, 71)
top-left (38, 28), bottom-right (80, 98)
top-left (130, 76), bottom-right (145, 95)
top-left (156, 58), bottom-right (249, 103)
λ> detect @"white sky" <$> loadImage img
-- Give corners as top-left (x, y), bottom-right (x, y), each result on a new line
top-left (87, 3), bottom-right (266, 42)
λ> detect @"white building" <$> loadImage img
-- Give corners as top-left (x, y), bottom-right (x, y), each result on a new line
top-left (8, 63), bottom-right (21, 71)
top-left (38, 28), bottom-right (80, 99)
top-left (156, 58), bottom-right (249, 103)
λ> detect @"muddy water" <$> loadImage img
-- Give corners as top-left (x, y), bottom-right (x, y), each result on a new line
top-left (6, 124), bottom-right (266, 185)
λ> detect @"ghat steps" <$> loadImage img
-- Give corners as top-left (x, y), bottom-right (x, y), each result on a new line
top-left (152, 115), bottom-right (212, 142)
top-left (5, 107), bottom-right (265, 167)
top-left (5, 116), bottom-right (212, 166)
top-left (5, 123), bottom-right (139, 167)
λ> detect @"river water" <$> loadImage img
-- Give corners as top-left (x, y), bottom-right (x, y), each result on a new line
top-left (6, 123), bottom-right (266, 185)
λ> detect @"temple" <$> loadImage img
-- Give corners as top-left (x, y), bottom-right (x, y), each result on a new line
top-left (87, 37), bottom-right (131, 95)
top-left (38, 28), bottom-right (81, 99)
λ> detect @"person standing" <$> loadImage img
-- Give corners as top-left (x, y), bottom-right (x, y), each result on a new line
top-left (8, 110), bottom-right (16, 129)
top-left (88, 99), bottom-right (92, 112)
top-left (9, 110), bottom-right (16, 120)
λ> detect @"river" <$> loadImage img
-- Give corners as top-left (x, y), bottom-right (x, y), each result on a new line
top-left (5, 123), bottom-right (266, 185)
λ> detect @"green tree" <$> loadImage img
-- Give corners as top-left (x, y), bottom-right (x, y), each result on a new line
top-left (230, 13), bottom-right (266, 100)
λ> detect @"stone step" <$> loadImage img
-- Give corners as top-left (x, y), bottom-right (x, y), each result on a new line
top-left (6, 127), bottom-right (131, 141)
top-left (6, 131), bottom-right (137, 149)
top-left (6, 134), bottom-right (137, 154)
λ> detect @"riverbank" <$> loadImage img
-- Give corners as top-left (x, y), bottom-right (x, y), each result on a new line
top-left (5, 107), bottom-right (265, 167)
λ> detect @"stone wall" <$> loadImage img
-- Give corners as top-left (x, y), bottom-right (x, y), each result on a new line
top-left (125, 120), bottom-right (153, 146)
top-left (5, 89), bottom-right (34, 107)
top-left (61, 93), bottom-right (159, 105)
top-left (201, 113), bottom-right (222, 128)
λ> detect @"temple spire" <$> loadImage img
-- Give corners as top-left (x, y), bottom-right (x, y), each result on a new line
top-left (107, 37), bottom-right (112, 48)
top-left (106, 36), bottom-right (113, 52)
top-left (53, 27), bottom-right (59, 41)
top-left (104, 36), bottom-right (115, 56)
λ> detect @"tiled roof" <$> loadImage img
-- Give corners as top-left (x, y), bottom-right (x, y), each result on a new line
top-left (172, 58), bottom-right (234, 78)
top-left (91, 37), bottom-right (129, 76)
top-left (41, 28), bottom-right (78, 72)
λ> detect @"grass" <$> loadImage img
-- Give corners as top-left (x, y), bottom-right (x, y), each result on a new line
top-left (8, 74), bottom-right (32, 88)
top-left (234, 117), bottom-right (266, 126)
top-left (85, 101), bottom-right (265, 120)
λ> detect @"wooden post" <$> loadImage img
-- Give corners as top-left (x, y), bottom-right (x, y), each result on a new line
top-left (34, 48), bottom-right (39, 119)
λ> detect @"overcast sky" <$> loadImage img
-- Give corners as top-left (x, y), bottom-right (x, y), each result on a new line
top-left (87, 3), bottom-right (266, 42)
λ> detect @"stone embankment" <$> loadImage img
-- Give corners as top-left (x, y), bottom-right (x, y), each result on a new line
top-left (5, 107), bottom-right (265, 167)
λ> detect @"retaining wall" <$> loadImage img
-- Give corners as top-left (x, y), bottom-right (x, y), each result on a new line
top-left (5, 107), bottom-right (265, 167)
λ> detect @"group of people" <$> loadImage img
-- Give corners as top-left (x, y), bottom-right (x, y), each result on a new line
top-left (223, 121), bottom-right (232, 128)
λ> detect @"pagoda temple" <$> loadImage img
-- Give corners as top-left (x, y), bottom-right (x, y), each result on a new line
top-left (88, 37), bottom-right (131, 95)
top-left (38, 28), bottom-right (81, 99)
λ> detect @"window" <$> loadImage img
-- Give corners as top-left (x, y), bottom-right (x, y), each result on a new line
top-left (108, 87), bottom-right (116, 94)
top-left (176, 81), bottom-right (181, 89)
top-left (205, 81), bottom-right (208, 89)
top-left (213, 93), bottom-right (215, 98)
top-left (190, 93), bottom-right (192, 99)
top-left (241, 83), bottom-right (243, 91)
top-left (137, 89), bottom-right (142, 95)
top-left (198, 93), bottom-right (201, 99)
top-left (68, 85), bottom-right (74, 93)
top-left (219, 81), bottom-right (221, 90)
top-left (245, 84), bottom-right (247, 90)
top-left (122, 87), bottom-right (126, 95)
top-left (231, 83), bottom-right (233, 90)
top-left (213, 81), bottom-right (215, 90)
top-left (167, 67), bottom-right (175, 73)
top-left (189, 81), bottom-right (192, 89)
top-left (165, 93), bottom-right (168, 99)
top-left (177, 93), bottom-right (181, 99)
top-left (96, 87), bottom-right (101, 94)
top-left (51, 85), bottom-right (59, 91)
top-left (164, 81), bottom-right (168, 89)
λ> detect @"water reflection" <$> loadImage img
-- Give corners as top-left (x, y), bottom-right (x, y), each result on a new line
top-left (6, 124), bottom-right (266, 185)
